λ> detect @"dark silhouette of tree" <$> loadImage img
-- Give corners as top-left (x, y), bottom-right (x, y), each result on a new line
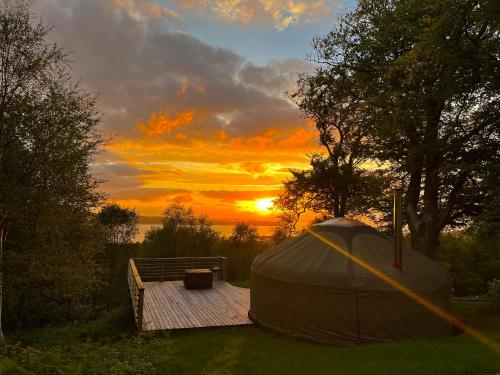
top-left (97, 204), bottom-right (139, 245)
top-left (143, 202), bottom-right (219, 258)
top-left (230, 223), bottom-right (258, 243)
top-left (0, 1), bottom-right (103, 347)
top-left (297, 0), bottom-right (499, 257)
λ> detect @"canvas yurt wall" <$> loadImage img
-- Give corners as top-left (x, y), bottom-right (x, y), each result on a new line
top-left (249, 218), bottom-right (452, 344)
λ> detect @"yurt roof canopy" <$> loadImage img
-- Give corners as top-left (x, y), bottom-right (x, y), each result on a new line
top-left (251, 218), bottom-right (449, 292)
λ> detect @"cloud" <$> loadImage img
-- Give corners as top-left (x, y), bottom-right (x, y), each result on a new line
top-left (200, 189), bottom-right (281, 202)
top-left (112, 0), bottom-right (179, 19)
top-left (144, 4), bottom-right (179, 18)
top-left (238, 59), bottom-right (314, 97)
top-left (112, 187), bottom-right (189, 200)
top-left (176, 0), bottom-right (337, 30)
top-left (32, 0), bottom-right (321, 218)
top-left (138, 111), bottom-right (195, 136)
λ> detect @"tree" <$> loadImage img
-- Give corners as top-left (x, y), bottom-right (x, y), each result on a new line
top-left (281, 58), bottom-right (391, 225)
top-left (161, 201), bottom-right (196, 232)
top-left (97, 204), bottom-right (138, 245)
top-left (4, 208), bottom-right (105, 330)
top-left (230, 223), bottom-right (259, 243)
top-left (96, 204), bottom-right (138, 310)
top-left (271, 212), bottom-right (297, 244)
top-left (302, 0), bottom-right (500, 257)
top-left (276, 154), bottom-right (391, 225)
top-left (142, 202), bottom-right (219, 258)
top-left (0, 1), bottom-right (103, 348)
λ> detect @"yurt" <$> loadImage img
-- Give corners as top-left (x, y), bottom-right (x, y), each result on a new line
top-left (249, 218), bottom-right (452, 344)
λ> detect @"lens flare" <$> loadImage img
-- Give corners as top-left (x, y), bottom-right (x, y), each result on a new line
top-left (306, 226), bottom-right (500, 355)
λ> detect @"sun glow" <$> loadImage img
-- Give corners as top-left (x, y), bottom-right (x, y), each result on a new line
top-left (255, 198), bottom-right (274, 212)
top-left (236, 197), bottom-right (276, 215)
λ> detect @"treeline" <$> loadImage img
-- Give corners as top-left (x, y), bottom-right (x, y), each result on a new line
top-left (141, 202), bottom-right (271, 281)
top-left (3, 200), bottom-right (273, 333)
top-left (5, 197), bottom-right (500, 335)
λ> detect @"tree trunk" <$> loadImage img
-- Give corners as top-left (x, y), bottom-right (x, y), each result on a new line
top-left (0, 226), bottom-right (5, 355)
top-left (410, 223), bottom-right (440, 258)
top-left (333, 189), bottom-right (341, 217)
top-left (406, 99), bottom-right (444, 259)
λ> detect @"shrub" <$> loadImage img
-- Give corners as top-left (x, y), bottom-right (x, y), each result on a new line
top-left (487, 279), bottom-right (500, 312)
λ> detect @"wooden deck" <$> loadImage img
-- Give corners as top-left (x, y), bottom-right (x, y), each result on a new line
top-left (141, 280), bottom-right (252, 331)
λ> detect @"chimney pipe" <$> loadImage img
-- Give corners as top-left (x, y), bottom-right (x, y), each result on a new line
top-left (393, 188), bottom-right (403, 270)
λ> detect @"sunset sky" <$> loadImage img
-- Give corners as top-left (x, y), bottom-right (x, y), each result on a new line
top-left (33, 0), bottom-right (353, 223)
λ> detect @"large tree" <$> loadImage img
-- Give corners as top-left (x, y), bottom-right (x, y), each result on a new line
top-left (0, 1), bottom-right (103, 348)
top-left (302, 0), bottom-right (499, 257)
top-left (278, 46), bottom-right (391, 228)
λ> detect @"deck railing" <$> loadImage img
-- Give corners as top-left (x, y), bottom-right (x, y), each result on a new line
top-left (132, 256), bottom-right (227, 282)
top-left (127, 259), bottom-right (145, 330)
top-left (127, 256), bottom-right (228, 330)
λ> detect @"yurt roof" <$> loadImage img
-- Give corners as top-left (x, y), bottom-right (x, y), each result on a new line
top-left (251, 218), bottom-right (449, 292)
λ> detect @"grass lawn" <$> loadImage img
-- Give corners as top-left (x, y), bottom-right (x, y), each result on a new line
top-left (1, 287), bottom-right (499, 375)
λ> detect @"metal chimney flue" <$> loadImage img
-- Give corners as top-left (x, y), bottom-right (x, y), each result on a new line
top-left (393, 188), bottom-right (403, 270)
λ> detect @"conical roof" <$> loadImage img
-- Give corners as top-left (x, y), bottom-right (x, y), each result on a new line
top-left (251, 218), bottom-right (449, 292)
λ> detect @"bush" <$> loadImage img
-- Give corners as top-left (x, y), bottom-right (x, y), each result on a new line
top-left (487, 279), bottom-right (500, 311)
top-left (435, 231), bottom-right (500, 297)
top-left (4, 210), bottom-right (106, 331)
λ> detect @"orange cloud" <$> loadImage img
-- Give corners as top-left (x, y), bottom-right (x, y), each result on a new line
top-left (177, 81), bottom-right (206, 97)
top-left (137, 111), bottom-right (195, 136)
top-left (113, 0), bottom-right (179, 19)
top-left (105, 121), bottom-right (321, 220)
top-left (200, 189), bottom-right (281, 202)
top-left (240, 161), bottom-right (267, 174)
top-left (113, 0), bottom-right (133, 6)
top-left (177, 0), bottom-right (335, 30)
top-left (196, 83), bottom-right (206, 93)
top-left (145, 5), bottom-right (179, 18)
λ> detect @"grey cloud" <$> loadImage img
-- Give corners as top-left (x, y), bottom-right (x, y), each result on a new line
top-left (32, 0), bottom-right (312, 141)
top-left (238, 58), bottom-right (314, 98)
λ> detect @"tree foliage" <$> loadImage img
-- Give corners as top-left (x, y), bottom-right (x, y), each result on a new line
top-left (298, 0), bottom-right (500, 257)
top-left (96, 204), bottom-right (139, 311)
top-left (282, 57), bottom-right (392, 225)
top-left (0, 0), bottom-right (104, 336)
top-left (276, 153), bottom-right (392, 228)
top-left (140, 202), bottom-right (270, 281)
top-left (142, 202), bottom-right (220, 258)
top-left (230, 223), bottom-right (258, 243)
top-left (97, 204), bottom-right (139, 245)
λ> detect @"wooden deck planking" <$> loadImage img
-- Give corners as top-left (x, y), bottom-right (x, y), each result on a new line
top-left (141, 280), bottom-right (252, 331)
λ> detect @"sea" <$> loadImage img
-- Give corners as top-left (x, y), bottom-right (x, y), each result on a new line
top-left (135, 223), bottom-right (274, 242)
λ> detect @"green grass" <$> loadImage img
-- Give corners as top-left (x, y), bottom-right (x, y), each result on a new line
top-left (2, 295), bottom-right (499, 374)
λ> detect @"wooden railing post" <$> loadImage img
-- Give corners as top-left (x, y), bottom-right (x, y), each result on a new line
top-left (128, 259), bottom-right (145, 331)
top-left (137, 288), bottom-right (144, 331)
top-left (220, 256), bottom-right (227, 280)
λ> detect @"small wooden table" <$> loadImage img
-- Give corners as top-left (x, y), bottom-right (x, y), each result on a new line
top-left (184, 268), bottom-right (213, 289)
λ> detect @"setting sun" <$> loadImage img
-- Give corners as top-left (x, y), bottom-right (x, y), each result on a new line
top-left (236, 197), bottom-right (277, 215)
top-left (255, 198), bottom-right (275, 213)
